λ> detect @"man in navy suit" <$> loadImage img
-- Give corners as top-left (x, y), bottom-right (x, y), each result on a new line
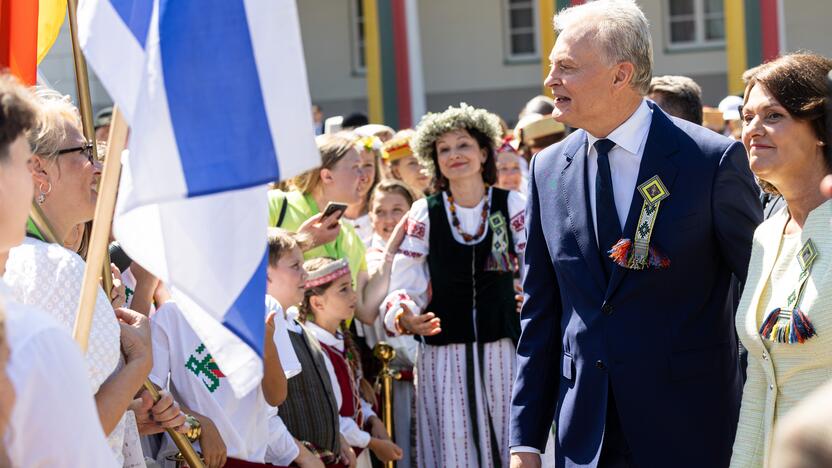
top-left (509, 2), bottom-right (762, 468)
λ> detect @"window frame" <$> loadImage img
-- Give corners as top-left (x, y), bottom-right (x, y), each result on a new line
top-left (349, 0), bottom-right (367, 76)
top-left (503, 0), bottom-right (540, 63)
top-left (664, 0), bottom-right (726, 51)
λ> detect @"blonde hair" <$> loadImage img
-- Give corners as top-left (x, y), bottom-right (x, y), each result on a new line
top-left (292, 132), bottom-right (359, 194)
top-left (28, 87), bottom-right (82, 160)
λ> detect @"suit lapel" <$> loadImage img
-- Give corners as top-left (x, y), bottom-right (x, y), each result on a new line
top-left (605, 106), bottom-right (680, 300)
top-left (560, 131), bottom-right (607, 294)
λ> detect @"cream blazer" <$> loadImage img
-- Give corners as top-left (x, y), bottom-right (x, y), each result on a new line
top-left (731, 200), bottom-right (832, 468)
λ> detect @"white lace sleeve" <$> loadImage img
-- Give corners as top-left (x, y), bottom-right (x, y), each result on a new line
top-left (5, 239), bottom-right (121, 392)
top-left (380, 199), bottom-right (431, 335)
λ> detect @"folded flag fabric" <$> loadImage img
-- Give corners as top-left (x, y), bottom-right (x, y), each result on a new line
top-left (79, 0), bottom-right (320, 397)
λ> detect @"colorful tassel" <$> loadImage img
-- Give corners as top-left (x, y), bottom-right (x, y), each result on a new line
top-left (608, 239), bottom-right (670, 270)
top-left (759, 307), bottom-right (817, 344)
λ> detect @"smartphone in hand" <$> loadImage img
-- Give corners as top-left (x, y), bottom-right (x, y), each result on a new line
top-left (322, 202), bottom-right (348, 219)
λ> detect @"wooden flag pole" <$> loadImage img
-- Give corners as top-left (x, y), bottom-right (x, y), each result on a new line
top-left (65, 0), bottom-right (112, 294)
top-left (64, 4), bottom-right (205, 466)
top-left (71, 106), bottom-right (126, 351)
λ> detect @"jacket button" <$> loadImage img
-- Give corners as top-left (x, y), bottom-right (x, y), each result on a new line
top-left (595, 360), bottom-right (607, 370)
top-left (601, 303), bottom-right (614, 315)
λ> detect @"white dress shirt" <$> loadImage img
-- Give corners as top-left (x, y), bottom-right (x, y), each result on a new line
top-left (586, 99), bottom-right (653, 243)
top-left (511, 100), bottom-right (653, 458)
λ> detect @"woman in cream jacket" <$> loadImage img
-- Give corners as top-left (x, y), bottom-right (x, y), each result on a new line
top-left (731, 53), bottom-right (832, 467)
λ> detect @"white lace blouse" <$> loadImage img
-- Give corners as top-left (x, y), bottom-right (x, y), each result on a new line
top-left (4, 237), bottom-right (138, 465)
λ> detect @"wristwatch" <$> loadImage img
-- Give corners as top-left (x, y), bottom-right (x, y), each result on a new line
top-left (184, 415), bottom-right (202, 442)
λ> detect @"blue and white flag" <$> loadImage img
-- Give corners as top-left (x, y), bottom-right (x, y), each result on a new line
top-left (79, 0), bottom-right (320, 396)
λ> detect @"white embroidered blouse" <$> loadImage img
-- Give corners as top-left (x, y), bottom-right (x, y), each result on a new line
top-left (380, 188), bottom-right (527, 334)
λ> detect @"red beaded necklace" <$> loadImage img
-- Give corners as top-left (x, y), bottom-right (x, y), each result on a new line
top-left (446, 187), bottom-right (490, 242)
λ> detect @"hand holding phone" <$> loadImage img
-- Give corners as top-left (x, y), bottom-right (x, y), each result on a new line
top-left (322, 202), bottom-right (348, 219)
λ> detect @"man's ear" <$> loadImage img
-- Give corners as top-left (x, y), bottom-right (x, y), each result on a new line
top-left (612, 62), bottom-right (635, 90)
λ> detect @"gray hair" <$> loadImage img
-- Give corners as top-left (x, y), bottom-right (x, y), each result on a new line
top-left (554, 0), bottom-right (653, 95)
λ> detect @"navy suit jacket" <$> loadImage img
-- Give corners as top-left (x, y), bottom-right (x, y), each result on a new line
top-left (509, 104), bottom-right (763, 468)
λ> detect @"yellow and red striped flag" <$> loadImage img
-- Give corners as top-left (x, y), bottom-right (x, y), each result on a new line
top-left (0, 0), bottom-right (66, 85)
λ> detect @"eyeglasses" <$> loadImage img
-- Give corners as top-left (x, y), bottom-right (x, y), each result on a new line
top-left (56, 142), bottom-right (98, 165)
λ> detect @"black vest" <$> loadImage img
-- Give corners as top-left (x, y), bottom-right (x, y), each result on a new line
top-left (424, 188), bottom-right (520, 346)
top-left (278, 327), bottom-right (341, 455)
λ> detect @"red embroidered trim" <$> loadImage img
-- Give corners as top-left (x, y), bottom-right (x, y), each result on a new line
top-left (406, 218), bottom-right (426, 240)
top-left (398, 249), bottom-right (424, 258)
top-left (510, 212), bottom-right (525, 232)
top-left (304, 265), bottom-right (350, 288)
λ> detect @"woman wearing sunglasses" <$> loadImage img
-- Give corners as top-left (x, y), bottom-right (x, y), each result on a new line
top-left (3, 88), bottom-right (187, 465)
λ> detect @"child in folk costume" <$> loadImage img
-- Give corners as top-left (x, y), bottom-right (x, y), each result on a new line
top-left (381, 104), bottom-right (527, 468)
top-left (264, 228), bottom-right (334, 468)
top-left (271, 232), bottom-right (354, 468)
top-left (149, 280), bottom-right (298, 468)
top-left (300, 257), bottom-right (404, 467)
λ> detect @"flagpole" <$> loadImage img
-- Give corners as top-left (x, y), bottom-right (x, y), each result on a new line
top-left (64, 5), bottom-right (205, 464)
top-left (65, 0), bottom-right (112, 294)
top-left (68, 107), bottom-right (206, 468)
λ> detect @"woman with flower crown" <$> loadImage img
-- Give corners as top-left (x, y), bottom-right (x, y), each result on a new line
top-left (380, 104), bottom-right (527, 467)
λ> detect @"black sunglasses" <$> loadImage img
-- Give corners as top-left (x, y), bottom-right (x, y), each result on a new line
top-left (56, 142), bottom-right (97, 164)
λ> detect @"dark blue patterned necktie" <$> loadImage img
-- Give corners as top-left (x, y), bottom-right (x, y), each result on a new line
top-left (594, 138), bottom-right (620, 280)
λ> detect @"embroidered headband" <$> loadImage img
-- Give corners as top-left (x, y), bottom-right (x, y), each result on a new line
top-left (305, 258), bottom-right (351, 288)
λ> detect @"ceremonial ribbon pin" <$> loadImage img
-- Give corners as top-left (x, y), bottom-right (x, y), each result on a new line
top-left (759, 239), bottom-right (819, 344)
top-left (609, 175), bottom-right (671, 270)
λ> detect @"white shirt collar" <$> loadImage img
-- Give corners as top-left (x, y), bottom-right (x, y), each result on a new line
top-left (586, 99), bottom-right (653, 157)
top-left (305, 321), bottom-right (344, 351)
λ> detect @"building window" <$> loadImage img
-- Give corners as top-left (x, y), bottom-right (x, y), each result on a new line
top-left (666, 0), bottom-right (725, 49)
top-left (504, 0), bottom-right (539, 61)
top-left (350, 0), bottom-right (366, 74)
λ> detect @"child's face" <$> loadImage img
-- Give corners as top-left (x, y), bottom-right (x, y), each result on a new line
top-left (315, 275), bottom-right (358, 322)
top-left (496, 151), bottom-right (523, 191)
top-left (369, 191), bottom-right (411, 241)
top-left (267, 246), bottom-right (308, 307)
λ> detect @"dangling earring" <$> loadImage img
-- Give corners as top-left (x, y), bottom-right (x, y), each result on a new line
top-left (37, 182), bottom-right (52, 205)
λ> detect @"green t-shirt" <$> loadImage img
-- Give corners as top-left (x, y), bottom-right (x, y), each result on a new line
top-left (268, 190), bottom-right (367, 286)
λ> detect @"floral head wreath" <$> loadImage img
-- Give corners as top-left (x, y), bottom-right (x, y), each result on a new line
top-left (411, 102), bottom-right (503, 172)
top-left (356, 135), bottom-right (383, 154)
top-left (305, 258), bottom-right (351, 289)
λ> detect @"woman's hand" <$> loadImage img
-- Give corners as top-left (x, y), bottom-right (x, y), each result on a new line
top-left (132, 389), bottom-right (187, 435)
top-left (368, 438), bottom-right (404, 463)
top-left (338, 434), bottom-right (356, 467)
top-left (115, 308), bottom-right (152, 373)
top-left (515, 281), bottom-right (524, 314)
top-left (399, 303), bottom-right (441, 336)
top-left (197, 415), bottom-right (228, 468)
top-left (298, 212), bottom-right (341, 248)
top-left (109, 263), bottom-right (127, 309)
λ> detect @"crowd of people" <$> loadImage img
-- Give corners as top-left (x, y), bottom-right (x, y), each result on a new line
top-left (2, 1), bottom-right (832, 468)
